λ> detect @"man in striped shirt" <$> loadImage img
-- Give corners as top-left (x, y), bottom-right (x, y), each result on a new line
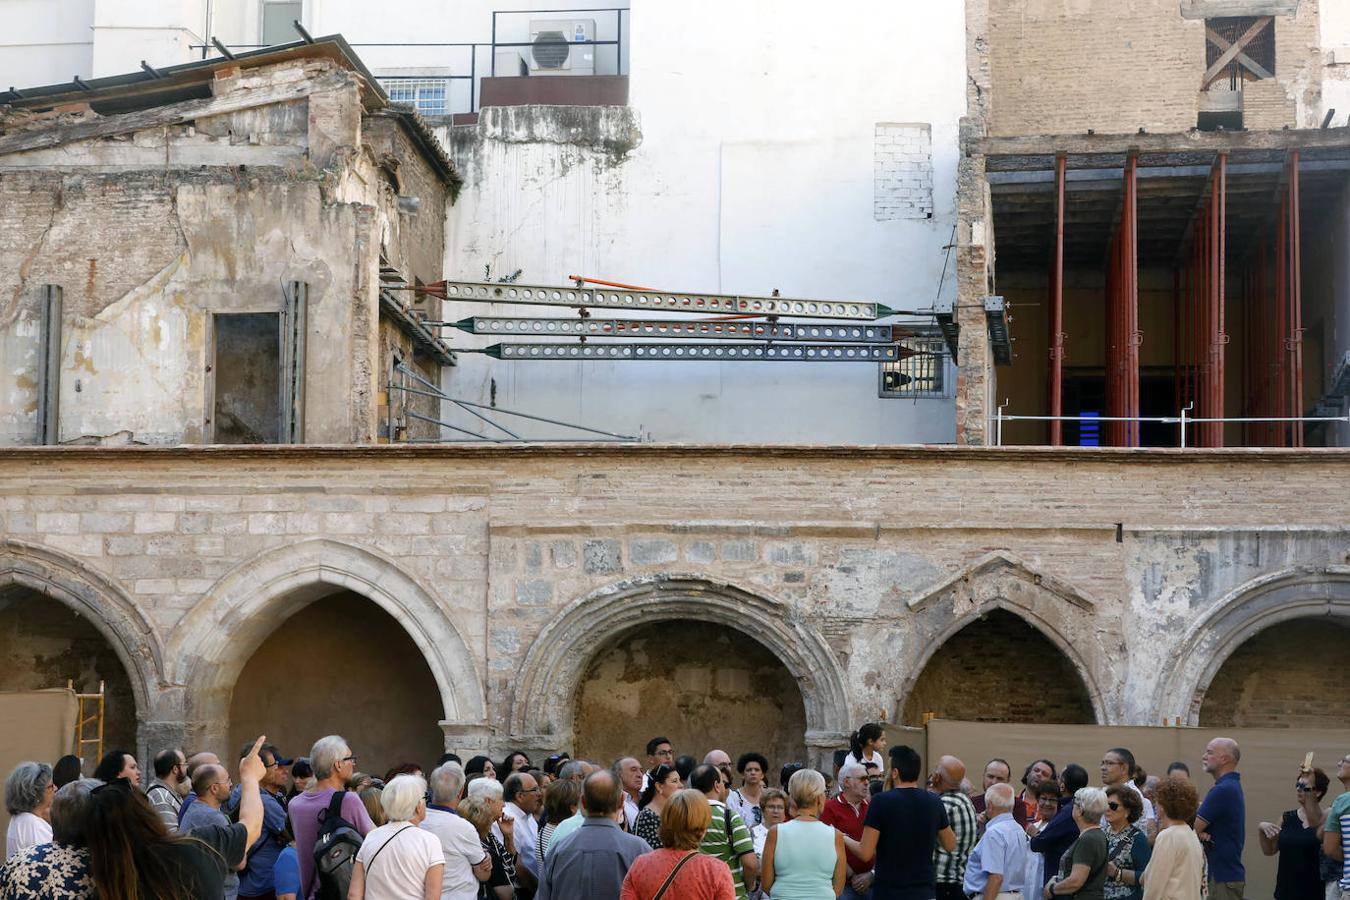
top-left (932, 755), bottom-right (979, 900)
top-left (1325, 752), bottom-right (1350, 900)
top-left (693, 764), bottom-right (759, 900)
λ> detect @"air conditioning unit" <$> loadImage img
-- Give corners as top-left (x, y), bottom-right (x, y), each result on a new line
top-left (527, 19), bottom-right (595, 75)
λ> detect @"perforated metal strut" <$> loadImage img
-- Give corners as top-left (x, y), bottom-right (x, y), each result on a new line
top-left (427, 280), bottom-right (894, 321)
top-left (448, 316), bottom-right (897, 343)
top-left (466, 342), bottom-right (913, 361)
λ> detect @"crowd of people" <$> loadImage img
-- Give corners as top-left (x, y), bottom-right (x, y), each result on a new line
top-left (2, 725), bottom-right (1348, 900)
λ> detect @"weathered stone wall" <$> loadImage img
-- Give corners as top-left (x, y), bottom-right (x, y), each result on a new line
top-left (1198, 617), bottom-right (1350, 727)
top-left (0, 445), bottom-right (1346, 773)
top-left (987, 0), bottom-right (1324, 136)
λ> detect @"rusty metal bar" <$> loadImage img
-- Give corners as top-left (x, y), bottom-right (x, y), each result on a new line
top-left (1049, 154), bottom-right (1066, 446)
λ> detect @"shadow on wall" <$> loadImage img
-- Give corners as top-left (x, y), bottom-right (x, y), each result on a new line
top-left (228, 590), bottom-right (445, 776)
top-left (0, 587), bottom-right (137, 756)
top-left (574, 620), bottom-right (808, 773)
top-left (901, 609), bottom-right (1097, 726)
top-left (1199, 617), bottom-right (1350, 728)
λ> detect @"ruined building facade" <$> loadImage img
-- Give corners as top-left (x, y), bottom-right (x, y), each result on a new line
top-left (0, 9), bottom-right (1347, 784)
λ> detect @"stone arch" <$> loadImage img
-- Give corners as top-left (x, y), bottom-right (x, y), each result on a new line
top-left (0, 539), bottom-right (166, 726)
top-left (170, 539), bottom-right (486, 748)
top-left (1155, 565), bottom-right (1350, 725)
top-left (510, 574), bottom-right (851, 753)
top-left (898, 552), bottom-right (1109, 724)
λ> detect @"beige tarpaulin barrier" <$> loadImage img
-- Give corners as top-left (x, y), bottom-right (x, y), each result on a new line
top-left (0, 689), bottom-right (78, 838)
top-left (924, 719), bottom-right (1350, 900)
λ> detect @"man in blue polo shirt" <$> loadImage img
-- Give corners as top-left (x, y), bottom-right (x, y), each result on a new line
top-left (1196, 737), bottom-right (1245, 900)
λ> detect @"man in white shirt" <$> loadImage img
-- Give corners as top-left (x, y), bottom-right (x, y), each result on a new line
top-left (614, 758), bottom-right (644, 831)
top-left (421, 762), bottom-right (493, 900)
top-left (502, 772), bottom-right (543, 878)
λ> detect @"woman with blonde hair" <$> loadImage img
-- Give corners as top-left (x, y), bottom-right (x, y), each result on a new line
top-left (762, 769), bottom-right (846, 899)
top-left (349, 774), bottom-right (443, 899)
top-left (621, 789), bottom-right (736, 899)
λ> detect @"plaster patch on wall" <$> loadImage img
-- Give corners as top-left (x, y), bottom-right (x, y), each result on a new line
top-left (874, 123), bottom-right (933, 220)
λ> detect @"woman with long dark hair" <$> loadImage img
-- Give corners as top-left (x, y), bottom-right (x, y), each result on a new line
top-left (843, 724), bottom-right (886, 776)
top-left (499, 751), bottom-right (531, 776)
top-left (633, 764), bottom-right (682, 850)
top-left (84, 736), bottom-right (267, 900)
top-left (91, 750), bottom-right (140, 786)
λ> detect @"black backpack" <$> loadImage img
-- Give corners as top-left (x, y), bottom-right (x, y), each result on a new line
top-left (313, 791), bottom-right (364, 900)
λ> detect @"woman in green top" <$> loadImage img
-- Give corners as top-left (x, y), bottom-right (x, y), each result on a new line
top-left (1045, 787), bottom-right (1111, 900)
top-left (761, 769), bottom-right (846, 899)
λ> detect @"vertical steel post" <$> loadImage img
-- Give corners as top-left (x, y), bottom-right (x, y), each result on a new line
top-left (1049, 154), bottom-right (1066, 446)
top-left (1126, 155), bottom-right (1140, 446)
top-left (1214, 153), bottom-right (1226, 448)
top-left (1289, 151), bottom-right (1303, 448)
top-left (1276, 182), bottom-right (1288, 447)
top-left (37, 284), bottom-right (62, 445)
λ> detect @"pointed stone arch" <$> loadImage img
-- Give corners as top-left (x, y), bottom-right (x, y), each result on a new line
top-left (170, 539), bottom-right (486, 749)
top-left (1154, 565), bottom-right (1350, 725)
top-left (510, 574), bottom-right (851, 759)
top-left (899, 552), bottom-right (1109, 724)
top-left (0, 539), bottom-right (169, 757)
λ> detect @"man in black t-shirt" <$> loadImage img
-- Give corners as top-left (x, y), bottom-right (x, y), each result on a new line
top-left (837, 745), bottom-right (957, 900)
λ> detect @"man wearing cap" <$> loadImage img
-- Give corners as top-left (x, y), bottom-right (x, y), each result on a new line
top-left (229, 742), bottom-right (293, 900)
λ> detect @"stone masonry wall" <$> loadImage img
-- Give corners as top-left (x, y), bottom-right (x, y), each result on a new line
top-left (0, 445), bottom-right (1346, 771)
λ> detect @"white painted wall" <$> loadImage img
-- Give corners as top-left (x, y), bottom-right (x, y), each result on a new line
top-left (1324, 0), bottom-right (1350, 126)
top-left (0, 0), bottom-right (95, 89)
top-left (438, 0), bottom-right (966, 443)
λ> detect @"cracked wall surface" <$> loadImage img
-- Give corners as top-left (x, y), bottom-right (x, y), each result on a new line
top-left (0, 445), bottom-right (1345, 775)
top-left (0, 57), bottom-right (450, 445)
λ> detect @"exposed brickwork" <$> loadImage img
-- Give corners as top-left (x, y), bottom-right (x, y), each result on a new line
top-left (901, 610), bottom-right (1096, 725)
top-left (1198, 618), bottom-right (1350, 728)
top-left (874, 124), bottom-right (934, 220)
top-left (987, 0), bottom-right (1323, 136)
top-left (574, 621), bottom-right (807, 775)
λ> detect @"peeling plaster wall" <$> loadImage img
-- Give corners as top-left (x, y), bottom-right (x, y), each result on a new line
top-left (0, 60), bottom-right (450, 446)
top-left (439, 0), bottom-right (966, 444)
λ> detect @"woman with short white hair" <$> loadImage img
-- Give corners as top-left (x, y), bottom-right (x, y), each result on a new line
top-left (1043, 787), bottom-right (1110, 899)
top-left (761, 768), bottom-right (846, 899)
top-left (5, 761), bottom-right (54, 859)
top-left (349, 774), bottom-right (444, 900)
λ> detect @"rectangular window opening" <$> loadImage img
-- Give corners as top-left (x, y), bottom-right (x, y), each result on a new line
top-left (212, 313), bottom-right (281, 444)
top-left (261, 1), bottom-right (304, 46)
top-left (380, 78), bottom-right (450, 117)
top-left (879, 337), bottom-right (953, 399)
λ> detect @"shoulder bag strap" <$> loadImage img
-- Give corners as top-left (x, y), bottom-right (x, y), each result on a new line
top-left (364, 825), bottom-right (413, 874)
top-left (322, 789), bottom-right (347, 823)
top-left (653, 851), bottom-right (699, 900)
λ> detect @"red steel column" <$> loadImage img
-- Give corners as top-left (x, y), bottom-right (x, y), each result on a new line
top-left (1276, 183), bottom-right (1288, 447)
top-left (1127, 155), bottom-right (1140, 446)
top-left (1049, 154), bottom-right (1066, 446)
top-left (1289, 151), bottom-right (1303, 448)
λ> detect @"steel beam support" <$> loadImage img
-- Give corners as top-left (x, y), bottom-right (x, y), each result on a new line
top-left (1287, 151), bottom-right (1304, 447)
top-left (448, 316), bottom-right (899, 343)
top-left (1049, 154), bottom-right (1066, 446)
top-left (37, 285), bottom-right (62, 445)
top-left (472, 342), bottom-right (912, 362)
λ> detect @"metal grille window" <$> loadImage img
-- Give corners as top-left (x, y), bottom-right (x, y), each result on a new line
top-left (381, 78), bottom-right (449, 116)
top-left (1204, 16), bottom-right (1275, 85)
top-left (879, 337), bottom-right (952, 399)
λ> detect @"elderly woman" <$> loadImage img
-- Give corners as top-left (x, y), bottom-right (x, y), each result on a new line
top-left (762, 769), bottom-right (846, 899)
top-left (0, 778), bottom-right (100, 898)
top-left (1258, 767), bottom-right (1329, 900)
top-left (1103, 785), bottom-right (1151, 900)
top-left (349, 774), bottom-right (443, 900)
top-left (463, 780), bottom-right (520, 900)
top-left (5, 761), bottom-right (54, 859)
top-left (620, 789), bottom-right (736, 900)
top-left (1141, 777), bottom-right (1205, 900)
top-left (1044, 787), bottom-right (1110, 899)
top-left (751, 788), bottom-right (789, 857)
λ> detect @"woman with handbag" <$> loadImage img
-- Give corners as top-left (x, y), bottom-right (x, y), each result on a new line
top-left (621, 790), bottom-right (736, 900)
top-left (1043, 788), bottom-right (1111, 900)
top-left (348, 775), bottom-right (444, 900)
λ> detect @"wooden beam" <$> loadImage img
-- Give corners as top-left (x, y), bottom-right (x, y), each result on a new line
top-left (1205, 26), bottom-right (1273, 80)
top-left (0, 69), bottom-right (349, 157)
top-left (1201, 17), bottom-right (1272, 91)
